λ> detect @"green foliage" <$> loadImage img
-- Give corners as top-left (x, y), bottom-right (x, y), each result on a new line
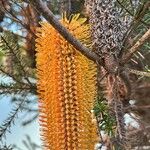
top-left (0, 99), bottom-right (26, 142)
top-left (0, 51), bottom-right (5, 63)
top-left (0, 31), bottom-right (28, 76)
top-left (0, 31), bottom-right (36, 88)
top-left (94, 94), bottom-right (116, 137)
top-left (0, 30), bottom-right (37, 147)
top-left (0, 81), bottom-right (35, 95)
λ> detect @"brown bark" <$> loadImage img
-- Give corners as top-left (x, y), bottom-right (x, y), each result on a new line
top-left (122, 28), bottom-right (150, 64)
top-left (31, 0), bottom-right (101, 64)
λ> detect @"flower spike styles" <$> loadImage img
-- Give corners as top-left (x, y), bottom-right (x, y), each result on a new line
top-left (36, 14), bottom-right (98, 150)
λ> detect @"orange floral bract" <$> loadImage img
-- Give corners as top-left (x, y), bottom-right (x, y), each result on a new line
top-left (36, 14), bottom-right (98, 150)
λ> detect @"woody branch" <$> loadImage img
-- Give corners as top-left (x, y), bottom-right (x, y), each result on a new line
top-left (30, 0), bottom-right (100, 63)
top-left (30, 0), bottom-right (149, 72)
top-left (122, 28), bottom-right (150, 64)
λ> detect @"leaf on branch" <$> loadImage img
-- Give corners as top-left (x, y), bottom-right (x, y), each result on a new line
top-left (0, 98), bottom-right (26, 142)
top-left (0, 31), bottom-right (35, 87)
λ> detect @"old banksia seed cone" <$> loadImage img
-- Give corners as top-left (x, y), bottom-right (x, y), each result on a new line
top-left (36, 14), bottom-right (98, 150)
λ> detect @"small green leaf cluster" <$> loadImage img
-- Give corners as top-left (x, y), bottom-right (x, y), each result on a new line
top-left (94, 94), bottom-right (116, 137)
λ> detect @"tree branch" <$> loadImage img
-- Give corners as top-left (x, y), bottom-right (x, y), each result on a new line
top-left (30, 0), bottom-right (101, 63)
top-left (121, 28), bottom-right (150, 64)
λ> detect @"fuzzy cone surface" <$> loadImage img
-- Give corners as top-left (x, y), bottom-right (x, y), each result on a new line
top-left (36, 14), bottom-right (98, 150)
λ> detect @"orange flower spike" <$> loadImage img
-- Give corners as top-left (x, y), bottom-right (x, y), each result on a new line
top-left (36, 14), bottom-right (98, 150)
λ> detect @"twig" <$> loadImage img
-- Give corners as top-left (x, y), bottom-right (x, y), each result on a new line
top-left (125, 105), bottom-right (150, 111)
top-left (1, 36), bottom-right (33, 87)
top-left (0, 67), bottom-right (26, 86)
top-left (1, 2), bottom-right (36, 37)
top-left (118, 1), bottom-right (150, 58)
top-left (30, 0), bottom-right (101, 64)
top-left (0, 98), bottom-right (26, 141)
top-left (98, 72), bottom-right (108, 83)
top-left (127, 126), bottom-right (150, 137)
top-left (0, 27), bottom-right (26, 39)
top-left (0, 85), bottom-right (36, 95)
top-left (121, 28), bottom-right (150, 64)
top-left (126, 68), bottom-right (150, 77)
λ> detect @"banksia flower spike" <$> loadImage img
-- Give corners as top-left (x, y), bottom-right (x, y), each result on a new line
top-left (36, 14), bottom-right (98, 150)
